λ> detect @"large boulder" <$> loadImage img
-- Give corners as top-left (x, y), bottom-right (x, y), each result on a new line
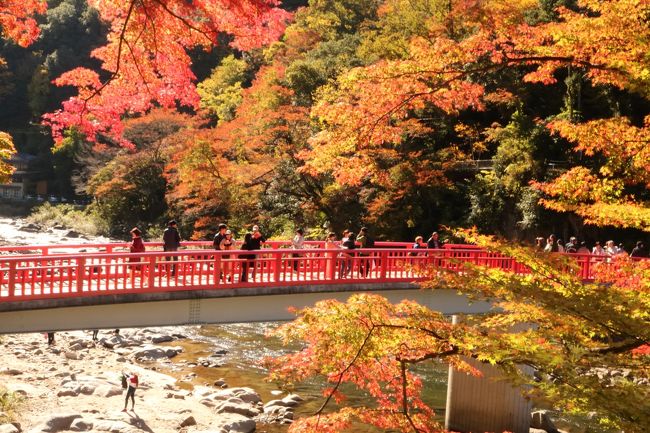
top-left (214, 399), bottom-right (260, 418)
top-left (530, 411), bottom-right (559, 433)
top-left (210, 413), bottom-right (256, 433)
top-left (94, 385), bottom-right (123, 398)
top-left (38, 414), bottom-right (82, 432)
top-left (132, 345), bottom-right (181, 360)
top-left (214, 388), bottom-right (261, 405)
top-left (92, 420), bottom-right (136, 433)
top-left (0, 424), bottom-right (19, 433)
top-left (69, 419), bottom-right (93, 432)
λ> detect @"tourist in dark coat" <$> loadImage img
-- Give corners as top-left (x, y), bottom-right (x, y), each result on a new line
top-left (163, 220), bottom-right (181, 275)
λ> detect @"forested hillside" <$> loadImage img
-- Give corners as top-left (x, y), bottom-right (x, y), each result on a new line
top-left (1, 0), bottom-right (648, 245)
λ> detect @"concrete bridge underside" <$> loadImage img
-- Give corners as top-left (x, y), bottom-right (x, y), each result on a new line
top-left (0, 284), bottom-right (492, 334)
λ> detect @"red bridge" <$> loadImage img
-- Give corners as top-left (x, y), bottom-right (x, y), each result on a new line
top-left (0, 241), bottom-right (617, 333)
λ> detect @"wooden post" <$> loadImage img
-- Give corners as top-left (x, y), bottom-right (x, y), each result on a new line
top-left (445, 316), bottom-right (531, 433)
top-left (7, 261), bottom-right (16, 300)
top-left (76, 257), bottom-right (86, 293)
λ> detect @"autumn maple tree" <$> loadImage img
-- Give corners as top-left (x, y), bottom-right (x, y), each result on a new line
top-left (264, 1), bottom-right (650, 432)
top-left (303, 0), bottom-right (650, 232)
top-left (42, 0), bottom-right (291, 147)
top-left (267, 230), bottom-right (650, 433)
top-left (0, 0), bottom-right (47, 181)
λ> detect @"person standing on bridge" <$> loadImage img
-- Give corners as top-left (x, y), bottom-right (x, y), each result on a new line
top-left (291, 228), bottom-right (304, 272)
top-left (239, 232), bottom-right (256, 282)
top-left (129, 227), bottom-right (145, 260)
top-left (213, 223), bottom-right (228, 280)
top-left (426, 232), bottom-right (444, 249)
top-left (163, 220), bottom-right (181, 276)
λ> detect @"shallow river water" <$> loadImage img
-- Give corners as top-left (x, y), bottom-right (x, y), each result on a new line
top-left (158, 323), bottom-right (449, 433)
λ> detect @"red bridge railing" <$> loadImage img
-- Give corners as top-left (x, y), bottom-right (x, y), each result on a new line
top-left (0, 242), bottom-right (628, 303)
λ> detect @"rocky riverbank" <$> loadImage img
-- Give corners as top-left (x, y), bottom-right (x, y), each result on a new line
top-left (0, 329), bottom-right (302, 433)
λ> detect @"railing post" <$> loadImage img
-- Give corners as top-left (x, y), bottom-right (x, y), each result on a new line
top-left (326, 250), bottom-right (336, 281)
top-left (7, 261), bottom-right (16, 299)
top-left (147, 256), bottom-right (156, 289)
top-left (213, 253), bottom-right (222, 286)
top-left (76, 257), bottom-right (86, 293)
top-left (274, 252), bottom-right (282, 283)
top-left (379, 250), bottom-right (388, 280)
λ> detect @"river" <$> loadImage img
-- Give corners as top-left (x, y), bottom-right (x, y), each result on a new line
top-left (157, 323), bottom-right (449, 433)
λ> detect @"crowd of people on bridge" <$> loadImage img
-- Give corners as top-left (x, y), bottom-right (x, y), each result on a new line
top-left (535, 234), bottom-right (648, 258)
top-left (125, 221), bottom-right (648, 279)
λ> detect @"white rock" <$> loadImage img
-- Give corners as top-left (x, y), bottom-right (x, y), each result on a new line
top-left (69, 419), bottom-right (93, 432)
top-left (92, 420), bottom-right (135, 433)
top-left (263, 400), bottom-right (291, 409)
top-left (94, 385), bottom-right (123, 398)
top-left (0, 424), bottom-right (19, 433)
top-left (214, 401), bottom-right (260, 418)
top-left (531, 410), bottom-right (559, 433)
top-left (210, 413), bottom-right (256, 433)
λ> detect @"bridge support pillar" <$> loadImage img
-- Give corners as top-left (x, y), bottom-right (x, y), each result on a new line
top-left (445, 317), bottom-right (531, 433)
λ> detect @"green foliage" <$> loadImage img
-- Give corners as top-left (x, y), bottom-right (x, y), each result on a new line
top-left (357, 0), bottom-right (448, 61)
top-left (297, 0), bottom-right (380, 40)
top-left (27, 65), bottom-right (50, 118)
top-left (27, 202), bottom-right (107, 236)
top-left (286, 34), bottom-right (363, 105)
top-left (197, 55), bottom-right (247, 124)
top-left (87, 150), bottom-right (167, 236)
top-left (468, 111), bottom-right (546, 236)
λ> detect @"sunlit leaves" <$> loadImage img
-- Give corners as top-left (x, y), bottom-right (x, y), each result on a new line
top-left (266, 294), bottom-right (471, 433)
top-left (43, 0), bottom-right (291, 146)
top-left (0, 0), bottom-right (46, 48)
top-left (268, 228), bottom-right (650, 432)
top-left (0, 132), bottom-right (16, 183)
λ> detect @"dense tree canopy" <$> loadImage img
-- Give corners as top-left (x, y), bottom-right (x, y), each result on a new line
top-left (1, 1), bottom-right (649, 431)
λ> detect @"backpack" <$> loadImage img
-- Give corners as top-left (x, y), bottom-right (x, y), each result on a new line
top-left (121, 374), bottom-right (127, 389)
top-left (365, 237), bottom-right (375, 248)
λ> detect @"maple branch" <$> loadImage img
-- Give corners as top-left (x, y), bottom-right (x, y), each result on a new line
top-left (587, 339), bottom-right (648, 355)
top-left (83, 0), bottom-right (137, 104)
top-left (150, 0), bottom-right (216, 44)
top-left (400, 360), bottom-right (422, 433)
top-left (124, 27), bottom-right (152, 97)
top-left (314, 325), bottom-right (376, 416)
top-left (373, 323), bottom-right (448, 341)
top-left (505, 55), bottom-right (622, 74)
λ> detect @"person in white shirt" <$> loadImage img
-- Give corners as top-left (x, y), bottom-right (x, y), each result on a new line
top-left (592, 241), bottom-right (605, 255)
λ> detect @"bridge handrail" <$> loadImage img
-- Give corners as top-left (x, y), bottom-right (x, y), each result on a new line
top-left (0, 240), bottom-right (416, 255)
top-left (0, 245), bottom-right (641, 304)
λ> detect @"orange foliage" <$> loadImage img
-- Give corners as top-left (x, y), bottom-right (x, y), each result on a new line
top-left (43, 0), bottom-right (291, 146)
